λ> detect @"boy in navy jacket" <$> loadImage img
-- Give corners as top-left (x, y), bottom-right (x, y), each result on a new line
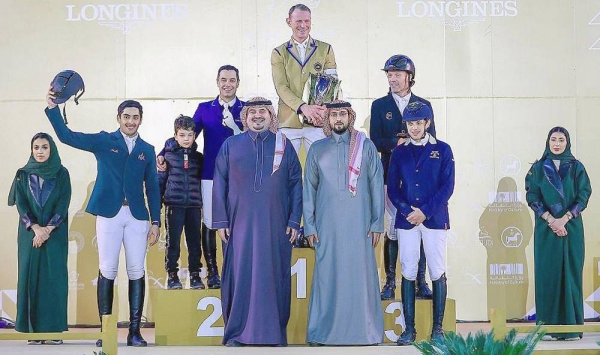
top-left (159, 115), bottom-right (204, 290)
top-left (387, 102), bottom-right (454, 345)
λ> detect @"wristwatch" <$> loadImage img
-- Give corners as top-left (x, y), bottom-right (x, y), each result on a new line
top-left (565, 211), bottom-right (574, 220)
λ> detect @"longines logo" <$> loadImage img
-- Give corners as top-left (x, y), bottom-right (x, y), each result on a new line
top-left (66, 3), bottom-right (189, 34)
top-left (396, 0), bottom-right (518, 31)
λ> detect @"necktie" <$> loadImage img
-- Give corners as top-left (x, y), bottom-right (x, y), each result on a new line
top-left (125, 137), bottom-right (135, 153)
top-left (396, 96), bottom-right (409, 115)
top-left (219, 100), bottom-right (241, 135)
top-left (297, 43), bottom-right (306, 63)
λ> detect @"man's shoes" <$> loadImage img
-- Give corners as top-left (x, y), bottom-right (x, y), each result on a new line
top-left (430, 327), bottom-right (445, 343)
top-left (127, 276), bottom-right (148, 347)
top-left (225, 340), bottom-right (245, 347)
top-left (541, 335), bottom-right (558, 341)
top-left (44, 340), bottom-right (64, 345)
top-left (190, 272), bottom-right (205, 290)
top-left (167, 271), bottom-right (182, 290)
top-left (380, 283), bottom-right (396, 300)
top-left (127, 331), bottom-right (147, 347)
top-left (416, 282), bottom-right (433, 299)
top-left (396, 328), bottom-right (417, 346)
top-left (27, 340), bottom-right (43, 345)
top-left (206, 271), bottom-right (221, 289)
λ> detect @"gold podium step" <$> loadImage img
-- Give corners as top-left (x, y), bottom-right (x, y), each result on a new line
top-left (154, 249), bottom-right (456, 345)
top-left (382, 298), bottom-right (456, 343)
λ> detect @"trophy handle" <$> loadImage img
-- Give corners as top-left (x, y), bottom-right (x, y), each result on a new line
top-left (302, 78), bottom-right (311, 106)
top-left (300, 79), bottom-right (312, 124)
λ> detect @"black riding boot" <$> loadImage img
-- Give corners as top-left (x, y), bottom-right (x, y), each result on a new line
top-left (380, 237), bottom-right (398, 300)
top-left (202, 223), bottom-right (221, 289)
top-left (396, 278), bottom-right (417, 346)
top-left (127, 276), bottom-right (147, 347)
top-left (416, 242), bottom-right (433, 299)
top-left (96, 271), bottom-right (114, 347)
top-left (431, 273), bottom-right (447, 342)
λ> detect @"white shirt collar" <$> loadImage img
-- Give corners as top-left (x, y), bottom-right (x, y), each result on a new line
top-left (120, 131), bottom-right (138, 153)
top-left (218, 97), bottom-right (237, 108)
top-left (392, 92), bottom-right (411, 104)
top-left (410, 133), bottom-right (429, 146)
top-left (120, 131), bottom-right (138, 141)
top-left (293, 37), bottom-right (309, 49)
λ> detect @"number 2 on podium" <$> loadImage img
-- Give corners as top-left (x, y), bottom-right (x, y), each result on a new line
top-left (196, 258), bottom-right (308, 337)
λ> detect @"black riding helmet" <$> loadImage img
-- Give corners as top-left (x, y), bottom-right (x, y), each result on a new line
top-left (50, 70), bottom-right (85, 124)
top-left (382, 55), bottom-right (416, 87)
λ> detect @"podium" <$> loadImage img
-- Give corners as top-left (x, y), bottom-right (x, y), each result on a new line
top-left (154, 248), bottom-right (455, 345)
top-left (155, 248), bottom-right (314, 345)
top-left (382, 298), bottom-right (456, 343)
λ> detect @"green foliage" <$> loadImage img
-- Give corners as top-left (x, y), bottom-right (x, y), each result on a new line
top-left (413, 326), bottom-right (545, 355)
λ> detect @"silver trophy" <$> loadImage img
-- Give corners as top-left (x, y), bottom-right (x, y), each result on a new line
top-left (302, 69), bottom-right (342, 126)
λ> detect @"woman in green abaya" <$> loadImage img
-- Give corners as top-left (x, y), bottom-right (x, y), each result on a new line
top-left (8, 132), bottom-right (71, 345)
top-left (525, 126), bottom-right (592, 341)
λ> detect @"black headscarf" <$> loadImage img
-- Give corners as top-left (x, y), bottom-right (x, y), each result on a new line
top-left (8, 133), bottom-right (63, 206)
top-left (540, 126), bottom-right (575, 161)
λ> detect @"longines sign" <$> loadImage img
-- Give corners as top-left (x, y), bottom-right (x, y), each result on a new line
top-left (66, 3), bottom-right (189, 34)
top-left (396, 0), bottom-right (518, 31)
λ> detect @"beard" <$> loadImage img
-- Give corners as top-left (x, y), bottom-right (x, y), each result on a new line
top-left (332, 123), bottom-right (348, 135)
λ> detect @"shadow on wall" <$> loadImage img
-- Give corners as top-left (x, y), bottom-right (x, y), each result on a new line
top-left (478, 177), bottom-right (533, 320)
top-left (69, 181), bottom-right (119, 325)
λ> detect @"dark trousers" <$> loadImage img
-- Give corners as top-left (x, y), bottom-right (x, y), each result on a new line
top-left (164, 206), bottom-right (202, 273)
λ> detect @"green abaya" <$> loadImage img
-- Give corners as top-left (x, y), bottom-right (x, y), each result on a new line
top-left (525, 127), bottom-right (592, 339)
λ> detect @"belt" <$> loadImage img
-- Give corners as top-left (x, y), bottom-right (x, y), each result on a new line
top-left (122, 200), bottom-right (129, 206)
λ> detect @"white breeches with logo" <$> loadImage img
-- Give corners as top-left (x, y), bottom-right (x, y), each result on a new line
top-left (397, 224), bottom-right (447, 281)
top-left (96, 206), bottom-right (149, 280)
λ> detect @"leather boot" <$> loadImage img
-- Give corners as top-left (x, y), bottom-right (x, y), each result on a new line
top-left (127, 276), bottom-right (147, 347)
top-left (96, 271), bottom-right (114, 347)
top-left (416, 242), bottom-right (433, 299)
top-left (396, 278), bottom-right (417, 346)
top-left (380, 237), bottom-right (398, 300)
top-left (202, 223), bottom-right (221, 289)
top-left (430, 273), bottom-right (447, 342)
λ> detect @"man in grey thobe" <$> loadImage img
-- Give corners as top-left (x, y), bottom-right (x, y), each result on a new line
top-left (303, 100), bottom-right (385, 345)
